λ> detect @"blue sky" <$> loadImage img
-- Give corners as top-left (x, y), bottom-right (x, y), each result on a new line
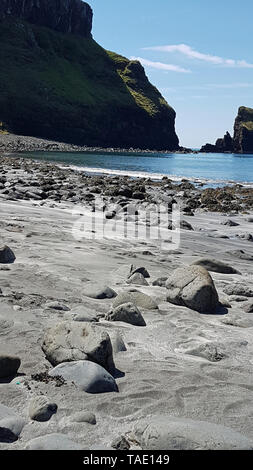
top-left (87, 0), bottom-right (253, 148)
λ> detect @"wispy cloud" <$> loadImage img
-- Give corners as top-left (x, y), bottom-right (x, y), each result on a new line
top-left (160, 83), bottom-right (253, 94)
top-left (142, 44), bottom-right (253, 69)
top-left (130, 56), bottom-right (191, 73)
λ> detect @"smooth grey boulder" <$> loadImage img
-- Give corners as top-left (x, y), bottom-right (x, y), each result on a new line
top-left (0, 246), bottom-right (15, 264)
top-left (49, 361), bottom-right (118, 394)
top-left (84, 285), bottom-right (117, 299)
top-left (42, 321), bottom-right (115, 373)
top-left (112, 290), bottom-right (158, 310)
top-left (29, 396), bottom-right (57, 422)
top-left (126, 273), bottom-right (149, 286)
top-left (165, 265), bottom-right (219, 313)
top-left (0, 404), bottom-right (25, 443)
top-left (105, 302), bottom-right (146, 327)
top-left (70, 411), bottom-right (96, 425)
top-left (191, 258), bottom-right (240, 274)
top-left (223, 283), bottom-right (253, 297)
top-left (133, 415), bottom-right (253, 450)
top-left (25, 433), bottom-right (84, 450)
top-left (0, 355), bottom-right (21, 378)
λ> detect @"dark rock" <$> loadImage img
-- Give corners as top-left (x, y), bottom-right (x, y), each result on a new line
top-left (0, 355), bottom-right (20, 378)
top-left (191, 258), bottom-right (240, 274)
top-left (83, 285), bottom-right (117, 300)
top-left (221, 219), bottom-right (239, 227)
top-left (129, 265), bottom-right (150, 278)
top-left (111, 435), bottom-right (130, 450)
top-left (0, 0), bottom-right (93, 38)
top-left (29, 396), bottom-right (57, 422)
top-left (200, 107), bottom-right (253, 154)
top-left (0, 246), bottom-right (15, 264)
top-left (233, 106), bottom-right (253, 153)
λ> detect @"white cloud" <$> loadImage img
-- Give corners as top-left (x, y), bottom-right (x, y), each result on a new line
top-left (130, 56), bottom-right (191, 73)
top-left (142, 44), bottom-right (253, 69)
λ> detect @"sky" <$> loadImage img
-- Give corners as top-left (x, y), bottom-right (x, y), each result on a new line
top-left (87, 0), bottom-right (253, 148)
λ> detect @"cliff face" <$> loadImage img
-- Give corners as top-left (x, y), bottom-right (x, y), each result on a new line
top-left (0, 0), bottom-right (93, 37)
top-left (233, 107), bottom-right (253, 153)
top-left (0, 0), bottom-right (179, 150)
top-left (200, 107), bottom-right (253, 154)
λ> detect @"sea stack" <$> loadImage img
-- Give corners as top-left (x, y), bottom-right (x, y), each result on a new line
top-left (200, 106), bottom-right (253, 154)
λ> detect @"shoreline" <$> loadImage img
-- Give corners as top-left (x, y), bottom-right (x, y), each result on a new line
top-left (0, 153), bottom-right (253, 214)
top-left (0, 132), bottom-right (194, 155)
top-left (1, 145), bottom-right (253, 450)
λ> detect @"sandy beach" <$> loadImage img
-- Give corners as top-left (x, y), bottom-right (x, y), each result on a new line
top-left (1, 154), bottom-right (253, 450)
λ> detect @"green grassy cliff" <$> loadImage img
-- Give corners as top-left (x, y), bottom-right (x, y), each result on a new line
top-left (0, 10), bottom-right (179, 150)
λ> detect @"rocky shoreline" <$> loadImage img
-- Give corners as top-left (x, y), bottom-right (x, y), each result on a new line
top-left (0, 132), bottom-right (194, 155)
top-left (0, 153), bottom-right (253, 214)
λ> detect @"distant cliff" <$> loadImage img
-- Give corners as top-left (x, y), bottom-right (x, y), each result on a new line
top-left (200, 107), bottom-right (253, 154)
top-left (0, 0), bottom-right (179, 150)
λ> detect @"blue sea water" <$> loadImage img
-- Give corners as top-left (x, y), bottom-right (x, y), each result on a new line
top-left (12, 150), bottom-right (253, 187)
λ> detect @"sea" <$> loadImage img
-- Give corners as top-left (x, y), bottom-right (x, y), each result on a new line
top-left (13, 150), bottom-right (253, 188)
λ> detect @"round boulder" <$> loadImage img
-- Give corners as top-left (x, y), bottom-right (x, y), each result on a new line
top-left (42, 321), bottom-right (115, 373)
top-left (0, 246), bottom-right (15, 264)
top-left (105, 302), bottom-right (146, 326)
top-left (49, 361), bottom-right (118, 394)
top-left (165, 265), bottom-right (219, 313)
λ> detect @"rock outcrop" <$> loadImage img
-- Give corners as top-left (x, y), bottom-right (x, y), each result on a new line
top-left (0, 0), bottom-right (93, 37)
top-left (200, 131), bottom-right (234, 153)
top-left (233, 106), bottom-right (253, 153)
top-left (0, 1), bottom-right (179, 150)
top-left (200, 107), bottom-right (253, 154)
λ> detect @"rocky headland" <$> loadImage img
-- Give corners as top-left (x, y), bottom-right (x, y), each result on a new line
top-left (0, 0), bottom-right (179, 151)
top-left (200, 107), bottom-right (253, 154)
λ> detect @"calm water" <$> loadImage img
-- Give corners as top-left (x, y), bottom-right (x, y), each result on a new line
top-left (12, 150), bottom-right (253, 186)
